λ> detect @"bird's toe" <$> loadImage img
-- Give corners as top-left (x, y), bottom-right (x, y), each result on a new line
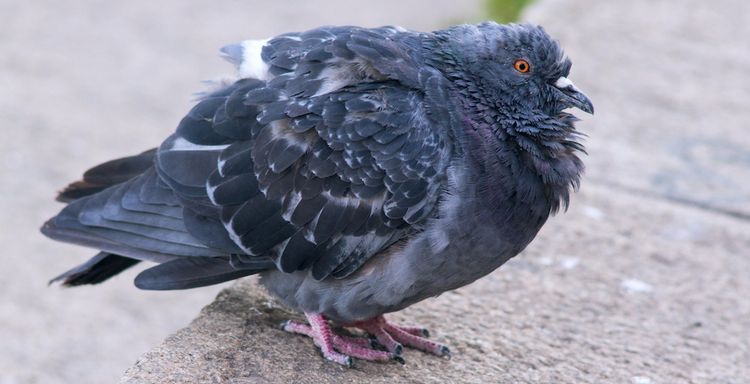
top-left (321, 350), bottom-right (353, 367)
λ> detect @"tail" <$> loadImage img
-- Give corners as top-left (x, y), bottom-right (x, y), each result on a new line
top-left (44, 148), bottom-right (272, 289)
top-left (49, 252), bottom-right (140, 286)
top-left (56, 149), bottom-right (156, 202)
top-left (47, 150), bottom-right (156, 286)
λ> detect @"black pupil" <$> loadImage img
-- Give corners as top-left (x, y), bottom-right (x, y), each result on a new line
top-left (518, 62), bottom-right (527, 70)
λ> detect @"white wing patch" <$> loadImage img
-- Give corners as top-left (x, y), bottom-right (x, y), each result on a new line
top-left (168, 137), bottom-right (230, 152)
top-left (239, 39), bottom-right (271, 80)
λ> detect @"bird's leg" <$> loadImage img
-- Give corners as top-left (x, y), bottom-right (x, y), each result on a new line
top-left (282, 313), bottom-right (400, 366)
top-left (303, 312), bottom-right (353, 366)
top-left (350, 315), bottom-right (451, 358)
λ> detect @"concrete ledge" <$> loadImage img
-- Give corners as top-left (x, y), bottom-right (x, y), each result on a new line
top-left (122, 183), bottom-right (750, 383)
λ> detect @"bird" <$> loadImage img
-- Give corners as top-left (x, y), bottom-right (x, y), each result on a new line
top-left (41, 22), bottom-right (593, 367)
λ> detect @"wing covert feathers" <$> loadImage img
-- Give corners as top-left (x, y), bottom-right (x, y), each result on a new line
top-left (45, 25), bottom-right (456, 287)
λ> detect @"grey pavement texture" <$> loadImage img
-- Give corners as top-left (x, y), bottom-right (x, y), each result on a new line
top-left (0, 1), bottom-right (482, 383)
top-left (121, 0), bottom-right (750, 382)
top-left (122, 184), bottom-right (750, 383)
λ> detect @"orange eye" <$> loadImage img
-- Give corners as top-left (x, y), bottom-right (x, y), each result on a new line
top-left (514, 59), bottom-right (530, 73)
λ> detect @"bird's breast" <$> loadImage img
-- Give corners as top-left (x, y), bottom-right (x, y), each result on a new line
top-left (259, 161), bottom-right (549, 323)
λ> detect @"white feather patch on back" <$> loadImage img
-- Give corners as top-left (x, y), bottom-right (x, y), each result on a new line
top-left (239, 39), bottom-right (271, 80)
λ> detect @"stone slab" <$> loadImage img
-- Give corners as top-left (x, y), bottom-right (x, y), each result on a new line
top-left (121, 184), bottom-right (750, 383)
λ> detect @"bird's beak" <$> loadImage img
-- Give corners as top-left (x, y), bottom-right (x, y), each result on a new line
top-left (554, 77), bottom-right (594, 114)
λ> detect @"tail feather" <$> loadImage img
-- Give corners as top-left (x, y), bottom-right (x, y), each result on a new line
top-left (42, 169), bottom-right (227, 261)
top-left (45, 147), bottom-right (275, 290)
top-left (57, 149), bottom-right (156, 203)
top-left (50, 252), bottom-right (140, 286)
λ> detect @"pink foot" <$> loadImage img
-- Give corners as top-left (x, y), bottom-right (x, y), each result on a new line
top-left (281, 313), bottom-right (450, 367)
top-left (351, 316), bottom-right (451, 358)
top-left (282, 313), bottom-right (403, 366)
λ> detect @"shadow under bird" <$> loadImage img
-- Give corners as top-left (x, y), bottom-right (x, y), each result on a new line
top-left (42, 22), bottom-right (593, 366)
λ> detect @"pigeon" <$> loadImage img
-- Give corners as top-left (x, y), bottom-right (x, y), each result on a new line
top-left (42, 22), bottom-right (593, 366)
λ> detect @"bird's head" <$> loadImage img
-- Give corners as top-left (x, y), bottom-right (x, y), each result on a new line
top-left (431, 22), bottom-right (593, 120)
top-left (428, 23), bottom-right (591, 213)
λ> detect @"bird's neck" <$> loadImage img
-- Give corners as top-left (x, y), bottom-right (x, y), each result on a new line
top-left (453, 91), bottom-right (585, 223)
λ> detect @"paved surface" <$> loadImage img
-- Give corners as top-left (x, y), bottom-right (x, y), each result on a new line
top-left (0, 1), bottom-right (481, 384)
top-left (120, 0), bottom-right (750, 382)
top-left (123, 185), bottom-right (750, 383)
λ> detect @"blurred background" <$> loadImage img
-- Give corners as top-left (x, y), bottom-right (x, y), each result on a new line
top-left (1, 0), bottom-right (748, 383)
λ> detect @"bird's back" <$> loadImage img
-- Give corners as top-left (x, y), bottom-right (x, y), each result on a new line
top-left (42, 25), bottom-right (455, 290)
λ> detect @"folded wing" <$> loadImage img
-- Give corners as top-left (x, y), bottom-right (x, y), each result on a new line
top-left (43, 25), bottom-right (457, 288)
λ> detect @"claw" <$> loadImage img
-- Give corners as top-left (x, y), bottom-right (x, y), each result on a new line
top-left (369, 337), bottom-right (381, 349)
top-left (321, 351), bottom-right (353, 367)
top-left (393, 343), bottom-right (404, 356)
top-left (440, 346), bottom-right (452, 359)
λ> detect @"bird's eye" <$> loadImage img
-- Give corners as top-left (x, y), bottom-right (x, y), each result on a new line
top-left (513, 59), bottom-right (530, 73)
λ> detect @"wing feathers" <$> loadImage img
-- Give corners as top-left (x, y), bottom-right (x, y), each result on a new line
top-left (57, 149), bottom-right (156, 203)
top-left (134, 257), bottom-right (269, 290)
top-left (46, 25), bottom-right (454, 287)
top-left (209, 36), bottom-right (452, 278)
top-left (49, 252), bottom-right (140, 286)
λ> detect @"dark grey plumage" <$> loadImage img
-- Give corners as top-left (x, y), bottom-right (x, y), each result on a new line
top-left (43, 22), bottom-right (591, 337)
